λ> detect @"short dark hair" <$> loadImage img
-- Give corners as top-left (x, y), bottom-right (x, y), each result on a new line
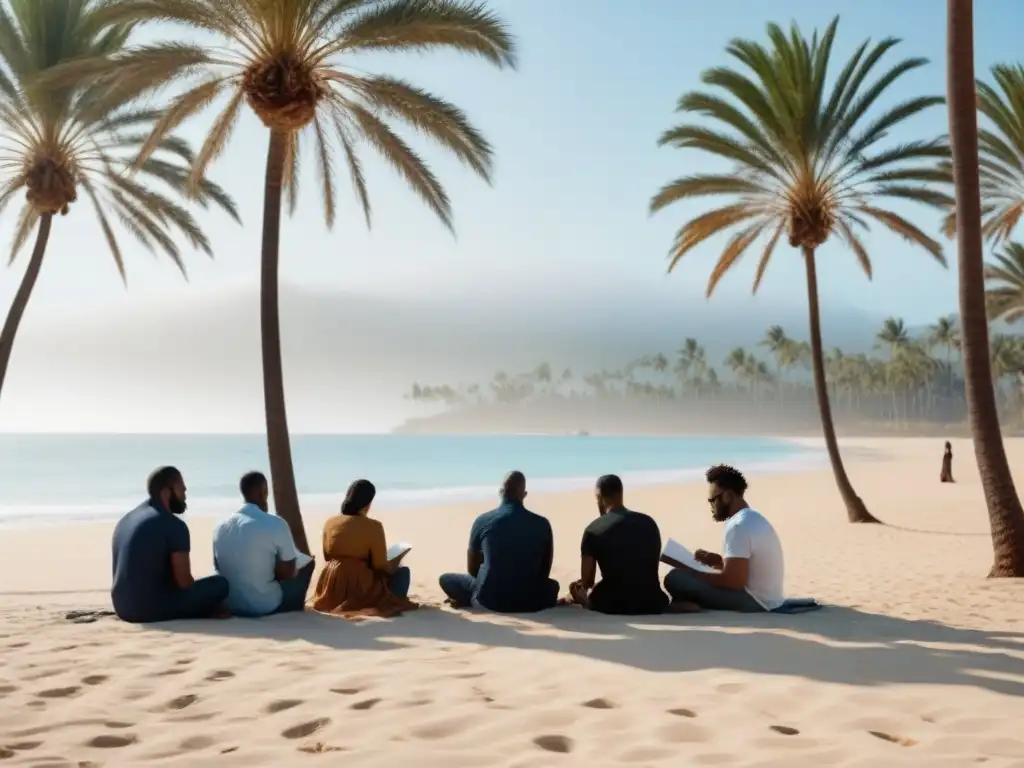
top-left (596, 474), bottom-right (623, 498)
top-left (501, 470), bottom-right (526, 501)
top-left (147, 465), bottom-right (182, 499)
top-left (706, 464), bottom-right (747, 495)
top-left (239, 471), bottom-right (267, 501)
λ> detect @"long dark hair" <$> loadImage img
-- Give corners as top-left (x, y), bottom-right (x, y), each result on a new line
top-left (341, 479), bottom-right (376, 516)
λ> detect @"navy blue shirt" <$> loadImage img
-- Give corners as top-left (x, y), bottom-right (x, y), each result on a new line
top-left (469, 501), bottom-right (554, 612)
top-left (111, 501), bottom-right (190, 621)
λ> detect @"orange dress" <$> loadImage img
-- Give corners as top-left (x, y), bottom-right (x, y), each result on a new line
top-left (307, 514), bottom-right (417, 619)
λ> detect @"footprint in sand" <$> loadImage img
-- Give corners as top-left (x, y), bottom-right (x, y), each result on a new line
top-left (281, 719), bottom-right (330, 740)
top-left (0, 748), bottom-right (12, 759)
top-left (4, 741), bottom-right (41, 751)
top-left (668, 708), bottom-right (698, 718)
top-left (165, 694), bottom-right (199, 711)
top-left (86, 733), bottom-right (138, 748)
top-left (82, 675), bottom-right (108, 686)
top-left (868, 730), bottom-right (917, 747)
top-left (0, 684), bottom-right (17, 696)
top-left (350, 698), bottom-right (381, 711)
top-left (533, 735), bottom-right (573, 754)
top-left (205, 670), bottom-right (234, 682)
top-left (180, 735), bottom-right (216, 751)
top-left (770, 725), bottom-right (800, 736)
top-left (155, 668), bottom-right (187, 677)
top-left (265, 699), bottom-right (304, 714)
top-left (583, 698), bottom-right (616, 709)
top-left (37, 686), bottom-right (81, 699)
top-left (329, 687), bottom-right (363, 696)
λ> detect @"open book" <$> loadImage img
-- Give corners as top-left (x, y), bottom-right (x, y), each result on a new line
top-left (295, 551), bottom-right (313, 570)
top-left (387, 542), bottom-right (412, 566)
top-left (662, 538), bottom-right (718, 574)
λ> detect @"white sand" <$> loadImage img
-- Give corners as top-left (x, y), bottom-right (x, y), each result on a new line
top-left (1, 437), bottom-right (1024, 766)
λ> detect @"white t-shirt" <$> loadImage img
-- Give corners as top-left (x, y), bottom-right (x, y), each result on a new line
top-left (722, 507), bottom-right (785, 610)
top-left (213, 504), bottom-right (300, 616)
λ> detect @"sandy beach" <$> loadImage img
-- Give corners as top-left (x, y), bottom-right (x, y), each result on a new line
top-left (0, 436), bottom-right (1023, 766)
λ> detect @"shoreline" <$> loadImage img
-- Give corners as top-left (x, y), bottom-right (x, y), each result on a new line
top-left (0, 434), bottom-right (829, 531)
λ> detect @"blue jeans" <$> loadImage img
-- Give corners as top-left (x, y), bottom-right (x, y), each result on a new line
top-left (117, 575), bottom-right (229, 623)
top-left (439, 573), bottom-right (560, 612)
top-left (663, 568), bottom-right (765, 612)
top-left (390, 566), bottom-right (411, 599)
top-left (276, 559), bottom-right (316, 614)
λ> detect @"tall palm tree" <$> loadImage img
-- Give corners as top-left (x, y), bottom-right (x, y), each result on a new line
top-left (58, 0), bottom-right (517, 553)
top-left (985, 242), bottom-right (1024, 324)
top-left (947, 0), bottom-right (1024, 576)
top-left (649, 17), bottom-right (951, 523)
top-left (0, 0), bottom-right (236, 404)
top-left (943, 63), bottom-right (1024, 242)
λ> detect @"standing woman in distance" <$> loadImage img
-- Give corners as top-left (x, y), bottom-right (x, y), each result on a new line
top-left (308, 479), bottom-right (417, 618)
top-left (940, 441), bottom-right (955, 483)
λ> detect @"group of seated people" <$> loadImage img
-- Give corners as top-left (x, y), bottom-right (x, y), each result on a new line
top-left (110, 462), bottom-right (784, 623)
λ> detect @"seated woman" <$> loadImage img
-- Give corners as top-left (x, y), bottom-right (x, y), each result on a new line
top-left (307, 479), bottom-right (417, 618)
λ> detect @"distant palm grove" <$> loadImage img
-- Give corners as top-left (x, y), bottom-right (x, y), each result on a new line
top-left (405, 316), bottom-right (1024, 431)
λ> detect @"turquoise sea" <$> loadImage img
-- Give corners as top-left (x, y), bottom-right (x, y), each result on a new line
top-left (0, 434), bottom-right (821, 527)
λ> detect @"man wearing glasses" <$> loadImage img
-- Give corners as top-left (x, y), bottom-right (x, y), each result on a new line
top-left (661, 464), bottom-right (785, 613)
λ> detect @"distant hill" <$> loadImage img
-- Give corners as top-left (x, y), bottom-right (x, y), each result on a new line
top-left (0, 281), bottom-right (924, 433)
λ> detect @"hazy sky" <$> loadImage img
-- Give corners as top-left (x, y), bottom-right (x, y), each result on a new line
top-left (3, 0), bottom-right (1024, 329)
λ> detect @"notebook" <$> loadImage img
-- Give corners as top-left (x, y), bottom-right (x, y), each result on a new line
top-left (387, 542), bottom-right (412, 565)
top-left (661, 538), bottom-right (719, 574)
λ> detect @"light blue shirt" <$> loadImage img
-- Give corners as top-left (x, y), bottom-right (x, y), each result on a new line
top-left (213, 503), bottom-right (299, 617)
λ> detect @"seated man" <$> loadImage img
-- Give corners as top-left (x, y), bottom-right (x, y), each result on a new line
top-left (663, 464), bottom-right (784, 613)
top-left (111, 466), bottom-right (229, 623)
top-left (213, 471), bottom-right (316, 617)
top-left (439, 471), bottom-right (559, 612)
top-left (568, 474), bottom-right (669, 615)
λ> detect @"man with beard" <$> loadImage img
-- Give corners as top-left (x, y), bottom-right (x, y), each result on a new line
top-left (662, 464), bottom-right (784, 613)
top-left (111, 466), bottom-right (229, 622)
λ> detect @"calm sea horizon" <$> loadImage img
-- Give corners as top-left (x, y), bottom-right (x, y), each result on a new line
top-left (0, 434), bottom-right (823, 528)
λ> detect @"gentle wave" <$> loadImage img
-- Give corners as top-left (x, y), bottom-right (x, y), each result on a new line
top-left (0, 451), bottom-right (826, 529)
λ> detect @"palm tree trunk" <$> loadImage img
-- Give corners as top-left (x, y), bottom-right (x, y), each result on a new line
top-left (260, 129), bottom-right (309, 555)
top-left (947, 0), bottom-right (1024, 576)
top-left (0, 214), bottom-right (53, 398)
top-left (803, 246), bottom-right (880, 523)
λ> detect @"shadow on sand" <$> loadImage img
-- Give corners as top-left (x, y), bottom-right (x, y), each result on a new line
top-left (154, 604), bottom-right (1024, 698)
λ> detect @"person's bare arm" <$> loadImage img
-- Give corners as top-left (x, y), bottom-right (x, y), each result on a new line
top-left (694, 557), bottom-right (749, 591)
top-left (274, 557), bottom-right (297, 582)
top-left (580, 555), bottom-right (597, 590)
top-left (170, 552), bottom-right (194, 589)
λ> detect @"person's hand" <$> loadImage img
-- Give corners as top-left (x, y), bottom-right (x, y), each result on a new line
top-left (694, 549), bottom-right (723, 569)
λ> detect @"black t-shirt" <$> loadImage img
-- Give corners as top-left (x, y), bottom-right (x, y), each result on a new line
top-left (111, 501), bottom-right (191, 621)
top-left (581, 508), bottom-right (669, 615)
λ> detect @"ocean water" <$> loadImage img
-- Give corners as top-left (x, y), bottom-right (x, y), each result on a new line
top-left (0, 434), bottom-right (821, 527)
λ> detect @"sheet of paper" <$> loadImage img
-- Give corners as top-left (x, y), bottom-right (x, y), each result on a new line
top-left (295, 552), bottom-right (313, 569)
top-left (387, 542), bottom-right (412, 563)
top-left (662, 538), bottom-right (718, 573)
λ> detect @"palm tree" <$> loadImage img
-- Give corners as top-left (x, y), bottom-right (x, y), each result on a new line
top-left (927, 314), bottom-right (960, 399)
top-left (947, 0), bottom-right (1024, 576)
top-left (985, 242), bottom-right (1024, 324)
top-left (649, 17), bottom-right (951, 523)
top-left (943, 63), bottom-right (1024, 242)
top-left (60, 0), bottom-right (517, 553)
top-left (0, 0), bottom-right (236, 404)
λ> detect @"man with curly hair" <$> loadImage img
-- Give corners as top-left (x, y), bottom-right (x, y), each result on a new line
top-left (662, 464), bottom-right (785, 612)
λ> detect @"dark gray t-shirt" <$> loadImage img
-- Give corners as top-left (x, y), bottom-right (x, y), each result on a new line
top-left (111, 501), bottom-right (190, 621)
